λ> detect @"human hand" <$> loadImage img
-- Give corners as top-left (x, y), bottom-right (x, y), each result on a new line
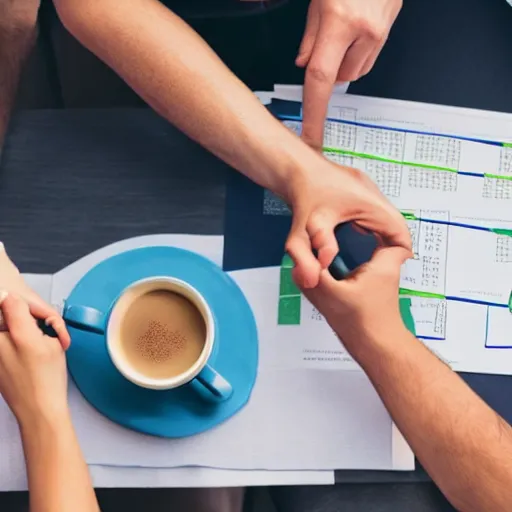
top-left (285, 159), bottom-right (411, 288)
top-left (0, 291), bottom-right (69, 426)
top-left (297, 0), bottom-right (402, 149)
top-left (303, 245), bottom-right (410, 350)
top-left (0, 243), bottom-right (70, 349)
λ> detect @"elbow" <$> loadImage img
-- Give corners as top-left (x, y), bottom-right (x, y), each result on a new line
top-left (53, 0), bottom-right (101, 40)
top-left (1, 0), bottom-right (40, 34)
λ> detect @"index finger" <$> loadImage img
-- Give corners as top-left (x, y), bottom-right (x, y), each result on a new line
top-left (25, 300), bottom-right (71, 350)
top-left (302, 18), bottom-right (354, 150)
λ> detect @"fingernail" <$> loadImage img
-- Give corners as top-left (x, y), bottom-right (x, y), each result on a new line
top-left (0, 242), bottom-right (4, 252)
top-left (0, 290), bottom-right (8, 305)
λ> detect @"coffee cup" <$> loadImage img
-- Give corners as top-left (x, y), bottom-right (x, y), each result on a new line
top-left (63, 277), bottom-right (232, 401)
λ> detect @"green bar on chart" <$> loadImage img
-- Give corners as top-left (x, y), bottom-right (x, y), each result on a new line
top-left (278, 254), bottom-right (301, 325)
top-left (399, 298), bottom-right (417, 336)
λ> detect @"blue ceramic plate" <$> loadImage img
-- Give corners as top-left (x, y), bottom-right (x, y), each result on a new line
top-left (66, 246), bottom-right (258, 437)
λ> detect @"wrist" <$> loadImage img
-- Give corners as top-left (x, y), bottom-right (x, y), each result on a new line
top-left (272, 146), bottom-right (321, 205)
top-left (249, 119), bottom-right (322, 202)
top-left (18, 405), bottom-right (71, 437)
top-left (341, 319), bottom-right (410, 364)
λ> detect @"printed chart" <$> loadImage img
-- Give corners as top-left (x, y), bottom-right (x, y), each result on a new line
top-left (268, 112), bottom-right (512, 373)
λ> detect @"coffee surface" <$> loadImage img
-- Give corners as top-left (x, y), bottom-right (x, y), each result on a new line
top-left (119, 290), bottom-right (206, 379)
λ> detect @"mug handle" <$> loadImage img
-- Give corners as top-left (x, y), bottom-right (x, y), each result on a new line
top-left (193, 364), bottom-right (233, 402)
top-left (64, 304), bottom-right (233, 401)
top-left (63, 304), bottom-right (106, 334)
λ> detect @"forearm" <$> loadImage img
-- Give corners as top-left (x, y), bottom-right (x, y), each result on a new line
top-left (0, 2), bottom-right (39, 146)
top-left (348, 327), bottom-right (512, 511)
top-left (20, 412), bottom-right (99, 512)
top-left (54, 0), bottom-right (320, 199)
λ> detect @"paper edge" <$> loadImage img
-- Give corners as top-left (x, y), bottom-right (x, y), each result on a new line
top-left (392, 423), bottom-right (415, 470)
top-left (89, 466), bottom-right (335, 489)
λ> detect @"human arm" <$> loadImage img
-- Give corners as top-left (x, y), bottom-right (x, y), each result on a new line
top-left (0, 292), bottom-right (99, 512)
top-left (53, 0), bottom-right (321, 198)
top-left (298, 0), bottom-right (402, 149)
top-left (0, 1), bottom-right (40, 146)
top-left (305, 248), bottom-right (512, 512)
top-left (52, 0), bottom-right (411, 287)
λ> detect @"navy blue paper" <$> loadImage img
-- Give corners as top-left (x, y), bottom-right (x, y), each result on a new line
top-left (223, 170), bottom-right (292, 271)
top-left (222, 99), bottom-right (300, 272)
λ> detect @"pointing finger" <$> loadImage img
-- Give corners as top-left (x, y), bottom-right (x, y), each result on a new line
top-left (302, 17), bottom-right (354, 150)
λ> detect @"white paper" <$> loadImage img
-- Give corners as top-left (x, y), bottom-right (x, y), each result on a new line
top-left (263, 94), bottom-right (512, 376)
top-left (273, 83), bottom-right (351, 101)
top-left (88, 466), bottom-right (334, 489)
top-left (1, 460), bottom-right (333, 492)
top-left (23, 274), bottom-right (52, 303)
top-left (1, 458), bottom-right (333, 492)
top-left (0, 235), bottom-right (334, 491)
top-left (1, 234), bottom-right (411, 491)
top-left (44, 236), bottom-right (411, 473)
top-left (61, 365), bottom-right (399, 471)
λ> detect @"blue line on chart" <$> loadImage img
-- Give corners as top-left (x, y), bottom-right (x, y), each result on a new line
top-left (278, 113), bottom-right (508, 148)
top-left (414, 218), bottom-right (502, 235)
top-left (445, 296), bottom-right (508, 309)
top-left (484, 306), bottom-right (490, 346)
top-left (484, 306), bottom-right (512, 349)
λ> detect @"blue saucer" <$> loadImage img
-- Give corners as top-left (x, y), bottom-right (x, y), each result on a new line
top-left (65, 246), bottom-right (258, 438)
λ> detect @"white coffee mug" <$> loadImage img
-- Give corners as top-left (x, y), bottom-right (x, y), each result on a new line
top-left (64, 277), bottom-right (233, 401)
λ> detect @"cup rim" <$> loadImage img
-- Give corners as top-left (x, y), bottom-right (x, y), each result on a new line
top-left (106, 276), bottom-right (214, 390)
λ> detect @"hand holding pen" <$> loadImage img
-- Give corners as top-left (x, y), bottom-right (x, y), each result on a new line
top-left (0, 242), bottom-right (70, 349)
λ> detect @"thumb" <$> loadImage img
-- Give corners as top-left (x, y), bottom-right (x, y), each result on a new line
top-left (286, 214), bottom-right (321, 289)
top-left (305, 246), bottom-right (409, 302)
top-left (25, 296), bottom-right (71, 350)
top-left (308, 214), bottom-right (340, 269)
top-left (366, 246), bottom-right (410, 279)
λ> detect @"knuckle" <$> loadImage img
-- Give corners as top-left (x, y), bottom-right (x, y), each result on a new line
top-left (1, 0), bottom-right (40, 30)
top-left (354, 18), bottom-right (384, 41)
top-left (10, 330), bottom-right (30, 347)
top-left (344, 165), bottom-right (366, 183)
top-left (285, 238), bottom-right (299, 256)
top-left (301, 131), bottom-right (322, 151)
top-left (325, 3), bottom-right (347, 19)
top-left (307, 65), bottom-right (334, 85)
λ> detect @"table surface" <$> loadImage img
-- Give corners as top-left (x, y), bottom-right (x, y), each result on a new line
top-left (1, 0), bottom-right (512, 509)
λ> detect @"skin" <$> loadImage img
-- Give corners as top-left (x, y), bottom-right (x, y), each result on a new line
top-left (297, 0), bottom-right (403, 149)
top-left (0, 292), bottom-right (99, 512)
top-left (305, 248), bottom-right (512, 512)
top-left (52, 0), bottom-right (411, 291)
top-left (0, 0), bottom-right (40, 146)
